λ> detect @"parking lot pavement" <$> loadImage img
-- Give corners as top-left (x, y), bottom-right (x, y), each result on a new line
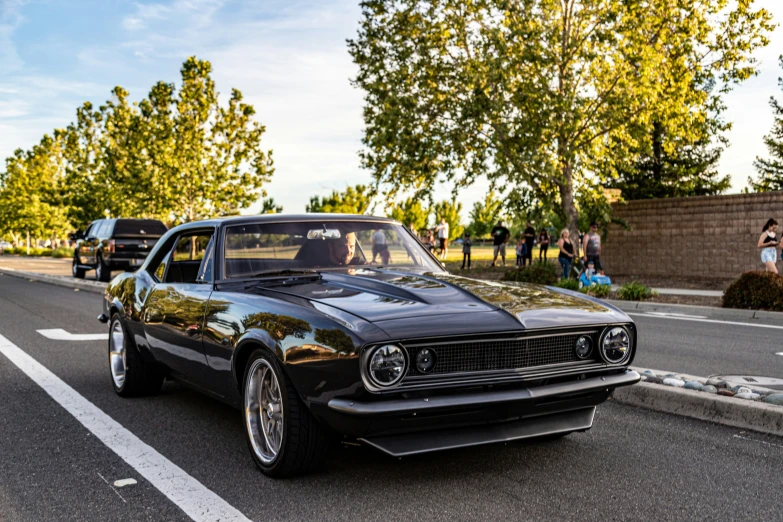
top-left (1, 275), bottom-right (783, 521)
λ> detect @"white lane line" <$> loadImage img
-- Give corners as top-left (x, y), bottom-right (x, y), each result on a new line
top-left (733, 434), bottom-right (783, 450)
top-left (37, 329), bottom-right (108, 341)
top-left (645, 311), bottom-right (708, 319)
top-left (0, 332), bottom-right (250, 522)
top-left (627, 312), bottom-right (783, 330)
top-left (776, 352), bottom-right (783, 357)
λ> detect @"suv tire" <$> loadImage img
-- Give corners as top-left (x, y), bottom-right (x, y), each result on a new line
top-left (72, 255), bottom-right (86, 279)
top-left (96, 254), bottom-right (111, 282)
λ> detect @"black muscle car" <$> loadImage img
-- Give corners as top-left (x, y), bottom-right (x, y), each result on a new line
top-left (100, 214), bottom-right (639, 477)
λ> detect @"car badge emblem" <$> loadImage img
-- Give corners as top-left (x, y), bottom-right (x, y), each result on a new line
top-left (140, 229), bottom-right (146, 234)
top-left (311, 289), bottom-right (344, 296)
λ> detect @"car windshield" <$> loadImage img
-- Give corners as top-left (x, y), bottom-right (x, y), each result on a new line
top-left (223, 221), bottom-right (439, 279)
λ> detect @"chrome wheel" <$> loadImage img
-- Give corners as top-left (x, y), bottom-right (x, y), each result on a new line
top-left (245, 358), bottom-right (284, 464)
top-left (109, 320), bottom-right (127, 389)
top-left (72, 258), bottom-right (77, 276)
top-left (96, 260), bottom-right (103, 280)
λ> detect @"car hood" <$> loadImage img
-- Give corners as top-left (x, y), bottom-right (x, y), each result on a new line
top-left (263, 268), bottom-right (629, 329)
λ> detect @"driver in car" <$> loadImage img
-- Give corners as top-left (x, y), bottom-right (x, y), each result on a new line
top-left (326, 232), bottom-right (365, 266)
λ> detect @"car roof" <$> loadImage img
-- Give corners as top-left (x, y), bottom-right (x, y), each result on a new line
top-left (169, 214), bottom-right (400, 232)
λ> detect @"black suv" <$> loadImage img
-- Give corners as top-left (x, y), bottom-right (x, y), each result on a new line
top-left (71, 219), bottom-right (168, 281)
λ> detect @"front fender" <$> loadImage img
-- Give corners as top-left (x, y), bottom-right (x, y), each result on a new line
top-left (231, 329), bottom-right (281, 390)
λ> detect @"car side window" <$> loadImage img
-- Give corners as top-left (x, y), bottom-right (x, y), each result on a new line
top-left (165, 232), bottom-right (215, 284)
top-left (84, 221), bottom-right (98, 238)
top-left (95, 220), bottom-right (110, 238)
top-left (153, 252), bottom-right (170, 283)
top-left (196, 235), bottom-right (216, 283)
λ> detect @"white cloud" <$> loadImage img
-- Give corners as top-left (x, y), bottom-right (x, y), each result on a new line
top-left (0, 0), bottom-right (26, 71)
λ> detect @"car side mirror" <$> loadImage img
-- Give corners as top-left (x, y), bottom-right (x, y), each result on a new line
top-left (69, 231), bottom-right (83, 240)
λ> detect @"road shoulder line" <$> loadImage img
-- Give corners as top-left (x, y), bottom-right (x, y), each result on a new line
top-left (0, 331), bottom-right (250, 522)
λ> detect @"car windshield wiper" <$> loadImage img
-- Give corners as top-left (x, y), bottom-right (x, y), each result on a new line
top-left (249, 269), bottom-right (322, 279)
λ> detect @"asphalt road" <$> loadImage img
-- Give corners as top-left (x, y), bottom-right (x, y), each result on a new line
top-left (630, 313), bottom-right (783, 379)
top-left (1, 274), bottom-right (782, 521)
top-left (0, 256), bottom-right (74, 277)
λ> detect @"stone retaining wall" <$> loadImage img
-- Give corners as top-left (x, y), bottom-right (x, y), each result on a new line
top-left (603, 191), bottom-right (783, 280)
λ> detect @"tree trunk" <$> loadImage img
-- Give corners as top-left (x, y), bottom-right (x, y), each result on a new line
top-left (558, 162), bottom-right (579, 245)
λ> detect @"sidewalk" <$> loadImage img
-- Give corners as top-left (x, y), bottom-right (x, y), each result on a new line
top-left (610, 284), bottom-right (722, 298)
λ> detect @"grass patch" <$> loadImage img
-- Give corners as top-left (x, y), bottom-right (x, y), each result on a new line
top-left (615, 281), bottom-right (656, 301)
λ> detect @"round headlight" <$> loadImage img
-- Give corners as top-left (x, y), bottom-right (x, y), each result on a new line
top-left (368, 345), bottom-right (407, 387)
top-left (601, 327), bottom-right (631, 364)
top-left (415, 348), bottom-right (437, 373)
top-left (575, 336), bottom-right (592, 359)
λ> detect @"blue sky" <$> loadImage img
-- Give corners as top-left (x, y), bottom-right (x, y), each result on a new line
top-left (1, 0), bottom-right (782, 217)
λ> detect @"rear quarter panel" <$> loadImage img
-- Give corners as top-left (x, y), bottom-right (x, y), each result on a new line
top-left (105, 270), bottom-right (156, 358)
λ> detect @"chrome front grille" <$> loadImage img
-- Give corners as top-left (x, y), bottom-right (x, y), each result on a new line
top-left (405, 332), bottom-right (599, 377)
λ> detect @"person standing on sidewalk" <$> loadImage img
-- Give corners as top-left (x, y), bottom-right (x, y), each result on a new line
top-left (758, 218), bottom-right (780, 274)
top-left (538, 228), bottom-right (550, 261)
top-left (435, 218), bottom-right (449, 259)
top-left (582, 222), bottom-right (602, 271)
top-left (371, 228), bottom-right (387, 263)
top-left (522, 221), bottom-right (535, 266)
top-left (490, 220), bottom-right (510, 267)
top-left (461, 232), bottom-right (473, 270)
top-left (557, 229), bottom-right (575, 279)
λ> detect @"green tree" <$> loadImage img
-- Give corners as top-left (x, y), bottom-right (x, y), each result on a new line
top-left (467, 191), bottom-right (504, 238)
top-left (306, 184), bottom-right (375, 214)
top-left (432, 199), bottom-right (463, 241)
top-left (0, 133), bottom-right (72, 246)
top-left (608, 121), bottom-right (731, 200)
top-left (260, 197), bottom-right (283, 214)
top-left (349, 0), bottom-right (773, 235)
top-left (388, 197), bottom-right (428, 230)
top-left (751, 56), bottom-right (783, 192)
top-left (59, 56), bottom-right (274, 229)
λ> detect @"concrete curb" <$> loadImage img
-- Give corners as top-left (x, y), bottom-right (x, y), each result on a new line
top-left (613, 382), bottom-right (783, 437)
top-left (0, 268), bottom-right (106, 295)
top-left (606, 299), bottom-right (783, 325)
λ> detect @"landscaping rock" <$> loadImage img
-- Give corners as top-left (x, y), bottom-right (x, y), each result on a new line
top-left (664, 373), bottom-right (676, 379)
top-left (702, 385), bottom-right (718, 394)
top-left (735, 392), bottom-right (761, 401)
top-left (716, 380), bottom-right (732, 390)
top-left (706, 378), bottom-right (723, 387)
top-left (644, 376), bottom-right (663, 384)
top-left (663, 378), bottom-right (685, 388)
top-left (717, 390), bottom-right (735, 397)
top-left (764, 394), bottom-right (783, 406)
top-left (734, 386), bottom-right (753, 395)
top-left (684, 381), bottom-right (704, 391)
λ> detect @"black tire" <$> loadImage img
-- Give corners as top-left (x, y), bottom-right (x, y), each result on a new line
top-left (242, 349), bottom-right (330, 477)
top-left (109, 314), bottom-right (164, 397)
top-left (96, 254), bottom-right (111, 282)
top-left (72, 255), bottom-right (86, 279)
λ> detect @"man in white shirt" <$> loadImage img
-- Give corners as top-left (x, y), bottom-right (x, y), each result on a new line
top-left (372, 229), bottom-right (388, 263)
top-left (435, 219), bottom-right (449, 259)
